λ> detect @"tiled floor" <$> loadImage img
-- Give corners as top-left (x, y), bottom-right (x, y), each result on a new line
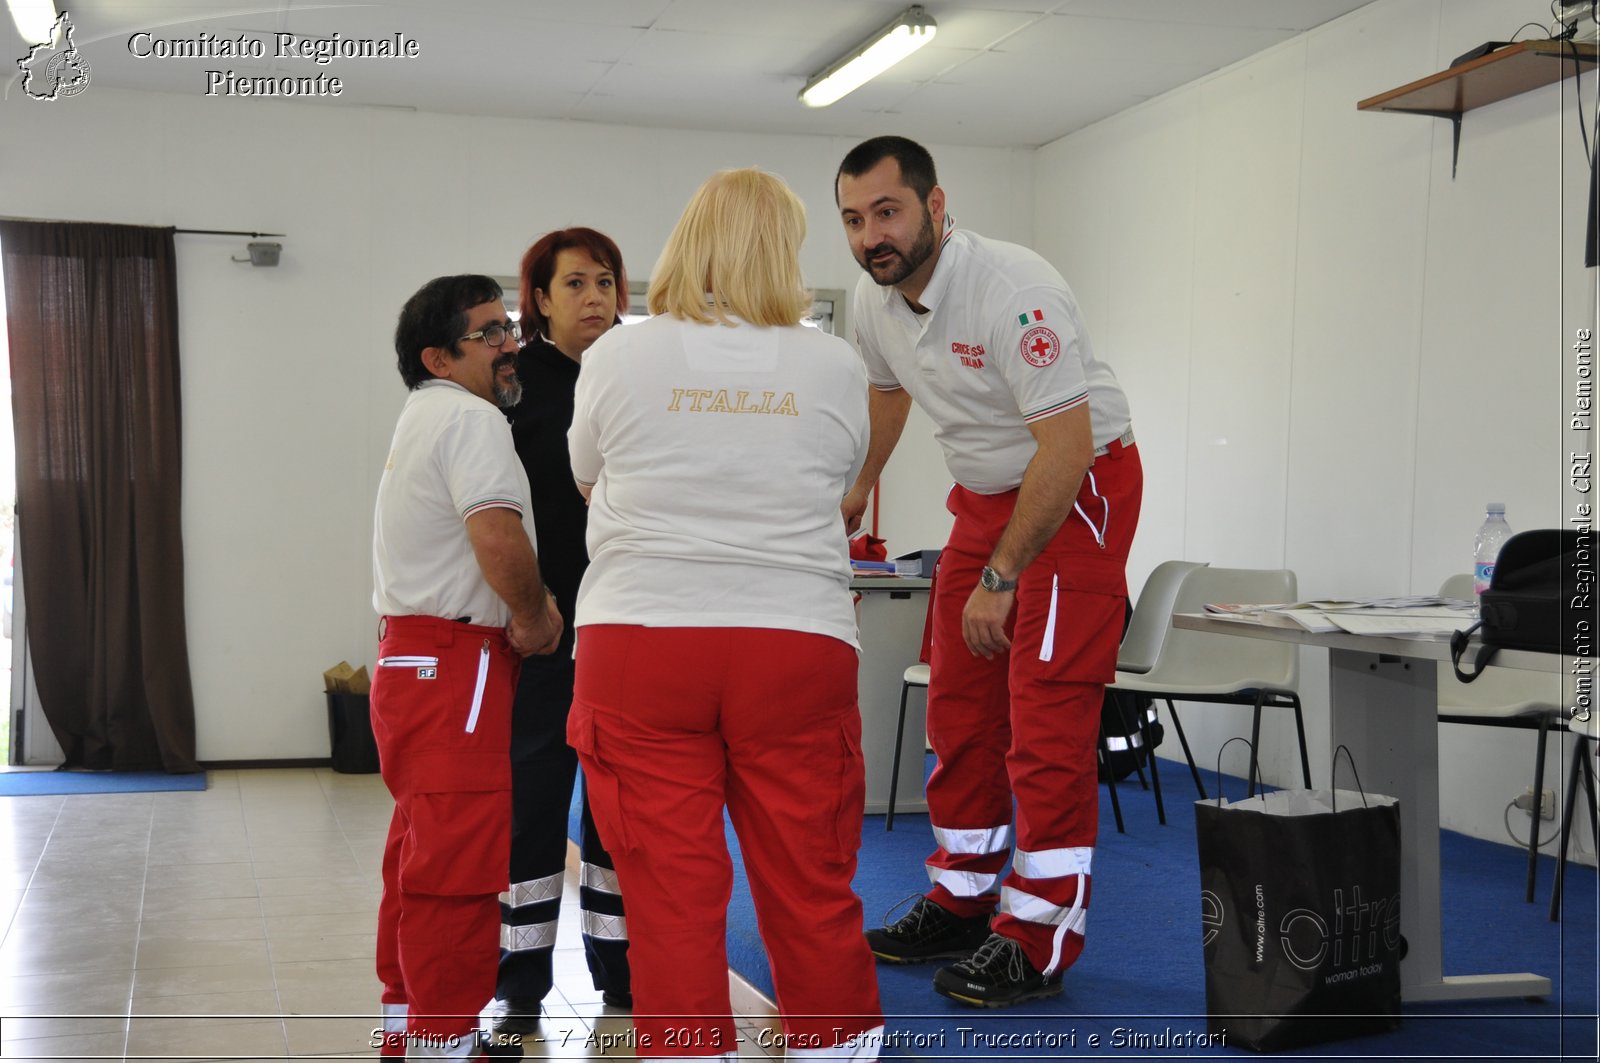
top-left (0, 768), bottom-right (781, 1061)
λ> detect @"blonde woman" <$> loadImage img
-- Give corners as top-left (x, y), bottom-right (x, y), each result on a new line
top-left (567, 169), bottom-right (883, 1059)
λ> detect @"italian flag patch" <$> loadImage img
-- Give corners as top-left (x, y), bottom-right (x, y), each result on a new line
top-left (1018, 308), bottom-right (1044, 326)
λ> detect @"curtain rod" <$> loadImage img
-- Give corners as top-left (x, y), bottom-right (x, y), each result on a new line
top-left (0, 217), bottom-right (286, 238)
top-left (174, 228), bottom-right (286, 238)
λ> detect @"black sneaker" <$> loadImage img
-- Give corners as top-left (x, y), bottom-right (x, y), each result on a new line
top-left (864, 895), bottom-right (991, 964)
top-left (933, 933), bottom-right (1063, 1008)
top-left (488, 997), bottom-right (542, 1036)
top-left (601, 989), bottom-right (633, 1009)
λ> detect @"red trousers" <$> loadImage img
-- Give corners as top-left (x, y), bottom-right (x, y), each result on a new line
top-left (570, 625), bottom-right (883, 1059)
top-left (371, 615), bottom-right (519, 1055)
top-left (924, 443), bottom-right (1142, 977)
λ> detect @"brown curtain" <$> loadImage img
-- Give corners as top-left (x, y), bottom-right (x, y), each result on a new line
top-left (0, 221), bottom-right (199, 772)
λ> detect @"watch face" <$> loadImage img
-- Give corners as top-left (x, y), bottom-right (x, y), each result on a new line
top-left (982, 567), bottom-right (1018, 592)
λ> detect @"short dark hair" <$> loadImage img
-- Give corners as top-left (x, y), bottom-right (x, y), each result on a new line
top-left (836, 135), bottom-right (938, 204)
top-left (393, 274), bottom-right (504, 389)
top-left (519, 228), bottom-right (629, 340)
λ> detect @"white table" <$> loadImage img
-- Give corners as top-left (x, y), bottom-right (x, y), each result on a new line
top-left (853, 576), bottom-right (932, 815)
top-left (1173, 612), bottom-right (1558, 1003)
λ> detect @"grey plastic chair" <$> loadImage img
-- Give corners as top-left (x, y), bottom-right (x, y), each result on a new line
top-left (1117, 560), bottom-right (1210, 675)
top-left (886, 563), bottom-right (939, 832)
top-left (1436, 573), bottom-right (1570, 904)
top-left (886, 661), bottom-right (929, 832)
top-left (1109, 566), bottom-right (1308, 798)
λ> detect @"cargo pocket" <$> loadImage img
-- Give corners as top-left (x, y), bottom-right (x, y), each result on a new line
top-left (567, 701), bottom-right (638, 855)
top-left (1029, 563), bottom-right (1125, 684)
top-left (809, 717), bottom-right (866, 866)
top-left (399, 761), bottom-right (511, 896)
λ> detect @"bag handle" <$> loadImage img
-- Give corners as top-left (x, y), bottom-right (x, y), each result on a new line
top-left (1330, 744), bottom-right (1370, 812)
top-left (1212, 736), bottom-right (1262, 806)
top-left (1449, 620), bottom-right (1498, 683)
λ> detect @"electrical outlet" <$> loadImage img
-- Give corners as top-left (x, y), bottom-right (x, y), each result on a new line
top-left (1513, 787), bottom-right (1557, 821)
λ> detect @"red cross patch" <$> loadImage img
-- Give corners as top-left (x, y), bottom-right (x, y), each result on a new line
top-left (1020, 325), bottom-right (1060, 367)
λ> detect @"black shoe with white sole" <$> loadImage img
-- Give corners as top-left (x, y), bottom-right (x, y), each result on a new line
top-left (864, 895), bottom-right (992, 964)
top-left (933, 933), bottom-right (1063, 1008)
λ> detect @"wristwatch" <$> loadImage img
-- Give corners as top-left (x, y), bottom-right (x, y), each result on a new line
top-left (979, 566), bottom-right (1018, 593)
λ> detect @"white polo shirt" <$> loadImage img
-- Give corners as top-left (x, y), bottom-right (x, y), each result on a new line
top-left (373, 379), bottom-right (537, 628)
top-left (569, 313), bottom-right (869, 648)
top-left (851, 227), bottom-right (1132, 495)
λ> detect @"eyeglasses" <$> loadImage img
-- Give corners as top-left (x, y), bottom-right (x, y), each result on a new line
top-left (457, 320), bottom-right (522, 348)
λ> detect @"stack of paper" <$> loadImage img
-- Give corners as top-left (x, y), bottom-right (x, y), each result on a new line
top-left (1323, 611), bottom-right (1467, 636)
top-left (1202, 597), bottom-right (1475, 638)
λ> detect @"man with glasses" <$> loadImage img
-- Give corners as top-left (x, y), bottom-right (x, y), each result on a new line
top-left (372, 274), bottom-right (561, 1059)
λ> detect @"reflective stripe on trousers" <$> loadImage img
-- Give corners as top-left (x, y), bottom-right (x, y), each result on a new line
top-left (1000, 846), bottom-right (1093, 976)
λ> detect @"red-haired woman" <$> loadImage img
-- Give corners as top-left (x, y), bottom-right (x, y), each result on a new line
top-left (490, 228), bottom-right (632, 1036)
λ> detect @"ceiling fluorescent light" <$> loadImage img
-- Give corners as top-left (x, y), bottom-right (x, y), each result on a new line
top-left (7, 0), bottom-right (58, 45)
top-left (799, 5), bottom-right (937, 108)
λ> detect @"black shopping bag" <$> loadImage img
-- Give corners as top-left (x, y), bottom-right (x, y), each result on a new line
top-left (1195, 747), bottom-right (1402, 1052)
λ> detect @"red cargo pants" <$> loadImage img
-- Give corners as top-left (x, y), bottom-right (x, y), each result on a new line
top-left (570, 624), bottom-right (883, 1060)
top-left (371, 615), bottom-right (519, 1057)
top-left (924, 442), bottom-right (1142, 977)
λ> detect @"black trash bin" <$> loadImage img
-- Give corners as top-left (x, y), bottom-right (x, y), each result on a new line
top-left (327, 692), bottom-right (380, 774)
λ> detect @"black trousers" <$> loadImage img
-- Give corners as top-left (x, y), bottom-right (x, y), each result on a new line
top-left (498, 650), bottom-right (629, 1003)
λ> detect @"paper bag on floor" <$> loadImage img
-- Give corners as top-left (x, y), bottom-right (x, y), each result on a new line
top-left (1196, 748), bottom-right (1402, 1052)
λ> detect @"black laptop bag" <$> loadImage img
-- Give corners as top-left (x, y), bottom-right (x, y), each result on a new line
top-left (1451, 529), bottom-right (1596, 682)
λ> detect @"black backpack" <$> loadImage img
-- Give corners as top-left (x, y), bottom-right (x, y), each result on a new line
top-left (1451, 528), bottom-right (1596, 682)
top-left (1099, 688), bottom-right (1163, 782)
top-left (1100, 598), bottom-right (1164, 780)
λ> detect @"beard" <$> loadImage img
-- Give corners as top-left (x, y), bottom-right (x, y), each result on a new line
top-left (857, 206), bottom-right (938, 287)
top-left (492, 355), bottom-right (523, 408)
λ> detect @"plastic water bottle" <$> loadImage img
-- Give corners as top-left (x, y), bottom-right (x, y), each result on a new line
top-left (1473, 503), bottom-right (1513, 612)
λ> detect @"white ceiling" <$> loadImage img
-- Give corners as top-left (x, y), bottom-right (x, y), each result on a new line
top-left (5, 0), bottom-right (1376, 148)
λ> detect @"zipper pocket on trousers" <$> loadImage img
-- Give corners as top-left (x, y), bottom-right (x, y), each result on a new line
top-left (377, 656), bottom-right (440, 668)
top-left (1039, 574), bottom-right (1060, 663)
top-left (464, 640), bottom-right (490, 733)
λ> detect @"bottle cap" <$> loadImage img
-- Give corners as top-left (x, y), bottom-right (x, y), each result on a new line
top-left (1486, 502), bottom-right (1505, 513)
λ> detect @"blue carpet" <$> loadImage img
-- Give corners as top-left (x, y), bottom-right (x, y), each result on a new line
top-left (0, 769), bottom-right (207, 796)
top-left (573, 758), bottom-right (1598, 1059)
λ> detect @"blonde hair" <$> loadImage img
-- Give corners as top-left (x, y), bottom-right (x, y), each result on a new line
top-left (647, 168), bottom-right (813, 327)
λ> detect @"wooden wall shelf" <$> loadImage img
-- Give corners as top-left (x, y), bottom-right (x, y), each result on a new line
top-left (1358, 39), bottom-right (1597, 116)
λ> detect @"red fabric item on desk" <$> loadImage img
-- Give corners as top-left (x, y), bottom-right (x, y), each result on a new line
top-left (849, 532), bottom-right (887, 562)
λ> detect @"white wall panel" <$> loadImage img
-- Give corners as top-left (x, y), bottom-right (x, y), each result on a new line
top-left (1185, 46), bottom-right (1304, 571)
top-left (1411, 82), bottom-right (1568, 594)
top-left (1283, 0), bottom-right (1435, 603)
